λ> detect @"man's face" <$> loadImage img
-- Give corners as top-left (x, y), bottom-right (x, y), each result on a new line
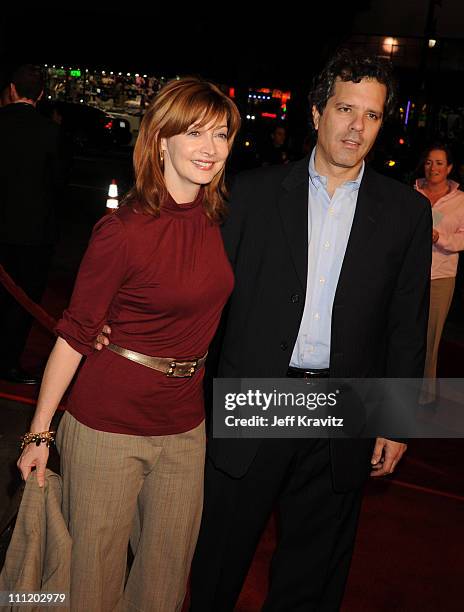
top-left (273, 127), bottom-right (286, 146)
top-left (312, 77), bottom-right (386, 173)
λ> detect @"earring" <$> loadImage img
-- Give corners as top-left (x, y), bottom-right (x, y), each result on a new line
top-left (160, 149), bottom-right (164, 163)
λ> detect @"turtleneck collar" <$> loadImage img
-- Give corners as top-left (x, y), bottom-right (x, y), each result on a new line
top-left (161, 187), bottom-right (204, 214)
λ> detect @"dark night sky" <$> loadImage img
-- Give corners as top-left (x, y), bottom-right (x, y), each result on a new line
top-left (1, 2), bottom-right (463, 89)
top-left (1, 3), bottom-right (373, 88)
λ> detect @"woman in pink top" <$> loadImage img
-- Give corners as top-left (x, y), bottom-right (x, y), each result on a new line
top-left (415, 144), bottom-right (464, 398)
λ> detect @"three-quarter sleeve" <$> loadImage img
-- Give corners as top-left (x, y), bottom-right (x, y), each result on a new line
top-left (55, 214), bottom-right (129, 355)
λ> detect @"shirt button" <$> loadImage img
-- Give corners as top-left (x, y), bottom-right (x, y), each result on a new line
top-left (280, 341), bottom-right (288, 350)
top-left (291, 293), bottom-right (300, 303)
top-left (308, 345), bottom-right (314, 353)
top-left (324, 241), bottom-right (330, 249)
top-left (314, 313), bottom-right (320, 320)
top-left (319, 277), bottom-right (325, 284)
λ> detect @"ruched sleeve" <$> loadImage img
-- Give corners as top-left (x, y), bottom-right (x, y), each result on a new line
top-left (55, 214), bottom-right (129, 355)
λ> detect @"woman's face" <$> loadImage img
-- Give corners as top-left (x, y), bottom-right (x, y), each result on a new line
top-left (424, 149), bottom-right (452, 186)
top-left (161, 115), bottom-right (229, 199)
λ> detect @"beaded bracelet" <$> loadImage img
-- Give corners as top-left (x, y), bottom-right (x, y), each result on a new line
top-left (20, 431), bottom-right (56, 450)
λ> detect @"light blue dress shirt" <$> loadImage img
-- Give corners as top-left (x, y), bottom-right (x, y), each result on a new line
top-left (290, 148), bottom-right (364, 369)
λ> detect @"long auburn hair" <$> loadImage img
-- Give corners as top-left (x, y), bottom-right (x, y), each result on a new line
top-left (123, 77), bottom-right (241, 223)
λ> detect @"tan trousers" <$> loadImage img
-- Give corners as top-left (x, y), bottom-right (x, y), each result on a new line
top-left (421, 276), bottom-right (455, 401)
top-left (55, 412), bottom-right (205, 612)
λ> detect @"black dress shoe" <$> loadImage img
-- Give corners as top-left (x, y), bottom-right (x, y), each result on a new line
top-left (0, 367), bottom-right (41, 385)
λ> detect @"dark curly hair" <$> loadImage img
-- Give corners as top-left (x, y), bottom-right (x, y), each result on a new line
top-left (309, 49), bottom-right (396, 128)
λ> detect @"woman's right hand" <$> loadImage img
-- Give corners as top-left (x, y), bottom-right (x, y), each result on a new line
top-left (14, 337), bottom-right (84, 489)
top-left (17, 442), bottom-right (49, 488)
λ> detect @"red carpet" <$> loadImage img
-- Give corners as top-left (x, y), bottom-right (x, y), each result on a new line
top-left (2, 275), bottom-right (464, 611)
top-left (233, 440), bottom-right (464, 611)
top-left (0, 271), bottom-right (70, 405)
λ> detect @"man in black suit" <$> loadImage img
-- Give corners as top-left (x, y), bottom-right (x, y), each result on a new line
top-left (189, 51), bottom-right (431, 611)
top-left (0, 64), bottom-right (63, 384)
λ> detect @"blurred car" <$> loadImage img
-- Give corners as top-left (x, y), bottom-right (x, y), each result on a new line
top-left (105, 110), bottom-right (141, 146)
top-left (39, 101), bottom-right (132, 151)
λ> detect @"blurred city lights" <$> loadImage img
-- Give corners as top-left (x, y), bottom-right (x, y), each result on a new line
top-left (382, 37), bottom-right (399, 54)
top-left (405, 100), bottom-right (411, 125)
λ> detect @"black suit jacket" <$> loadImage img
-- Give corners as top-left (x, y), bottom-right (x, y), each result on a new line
top-left (0, 103), bottom-right (63, 246)
top-left (208, 156), bottom-right (432, 491)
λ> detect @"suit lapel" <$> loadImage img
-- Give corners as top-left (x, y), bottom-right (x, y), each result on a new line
top-left (335, 166), bottom-right (383, 302)
top-left (277, 157), bottom-right (310, 290)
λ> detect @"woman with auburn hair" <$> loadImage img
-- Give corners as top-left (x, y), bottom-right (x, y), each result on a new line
top-left (16, 77), bottom-right (241, 611)
top-left (415, 144), bottom-right (464, 401)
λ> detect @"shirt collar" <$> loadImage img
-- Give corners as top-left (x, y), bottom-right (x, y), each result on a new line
top-left (308, 147), bottom-right (365, 193)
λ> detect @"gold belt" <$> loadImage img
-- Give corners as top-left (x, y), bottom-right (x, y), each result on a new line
top-left (106, 343), bottom-right (207, 378)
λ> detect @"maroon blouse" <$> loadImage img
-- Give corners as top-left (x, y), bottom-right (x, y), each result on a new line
top-left (55, 190), bottom-right (234, 435)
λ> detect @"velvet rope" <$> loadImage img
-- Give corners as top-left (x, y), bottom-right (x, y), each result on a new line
top-left (0, 264), bottom-right (57, 334)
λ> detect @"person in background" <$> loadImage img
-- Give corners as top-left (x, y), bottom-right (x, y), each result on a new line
top-left (16, 77), bottom-right (240, 612)
top-left (0, 64), bottom-right (63, 385)
top-left (415, 144), bottom-right (464, 401)
top-left (261, 124), bottom-right (290, 165)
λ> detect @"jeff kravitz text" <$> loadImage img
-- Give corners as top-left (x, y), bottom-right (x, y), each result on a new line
top-left (225, 415), bottom-right (344, 428)
top-left (222, 389), bottom-right (344, 430)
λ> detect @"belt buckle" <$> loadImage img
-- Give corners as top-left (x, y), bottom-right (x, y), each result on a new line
top-left (166, 360), bottom-right (198, 378)
top-left (304, 371), bottom-right (317, 378)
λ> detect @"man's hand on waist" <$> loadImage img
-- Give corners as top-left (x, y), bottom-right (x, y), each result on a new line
top-left (95, 324), bottom-right (111, 351)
